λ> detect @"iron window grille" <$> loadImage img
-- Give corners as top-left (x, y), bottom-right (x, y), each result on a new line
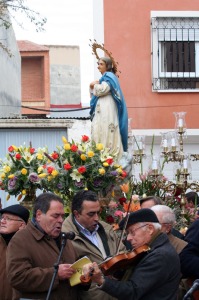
top-left (151, 15), bottom-right (199, 91)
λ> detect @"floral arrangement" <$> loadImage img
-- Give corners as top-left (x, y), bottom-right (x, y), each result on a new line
top-left (0, 144), bottom-right (48, 201)
top-left (39, 135), bottom-right (127, 204)
top-left (129, 171), bottom-right (168, 199)
top-left (0, 136), bottom-right (127, 206)
top-left (100, 182), bottom-right (140, 228)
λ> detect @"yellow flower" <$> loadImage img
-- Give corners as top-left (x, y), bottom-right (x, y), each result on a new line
top-left (80, 154), bottom-right (87, 161)
top-left (37, 153), bottom-right (43, 160)
top-left (96, 143), bottom-right (104, 150)
top-left (64, 143), bottom-right (71, 150)
top-left (48, 175), bottom-right (53, 181)
top-left (37, 166), bottom-right (44, 173)
top-left (3, 166), bottom-right (11, 173)
top-left (12, 145), bottom-right (18, 151)
top-left (87, 151), bottom-right (94, 158)
top-left (1, 173), bottom-right (6, 179)
top-left (38, 173), bottom-right (47, 178)
top-left (62, 136), bottom-right (68, 144)
top-left (52, 170), bottom-right (58, 177)
top-left (103, 162), bottom-right (109, 167)
top-left (21, 168), bottom-right (28, 175)
top-left (116, 167), bottom-right (122, 174)
top-left (113, 164), bottom-right (121, 169)
top-left (22, 189), bottom-right (27, 195)
top-left (6, 194), bottom-right (10, 201)
top-left (8, 174), bottom-right (15, 179)
top-left (99, 168), bottom-right (105, 175)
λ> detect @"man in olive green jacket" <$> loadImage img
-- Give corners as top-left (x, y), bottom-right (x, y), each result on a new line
top-left (62, 190), bottom-right (125, 300)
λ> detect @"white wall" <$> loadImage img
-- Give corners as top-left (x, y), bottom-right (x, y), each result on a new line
top-left (0, 12), bottom-right (21, 117)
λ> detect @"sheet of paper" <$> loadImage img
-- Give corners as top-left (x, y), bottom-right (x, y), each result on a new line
top-left (69, 256), bottom-right (92, 286)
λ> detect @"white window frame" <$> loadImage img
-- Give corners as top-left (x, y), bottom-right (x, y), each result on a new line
top-left (151, 11), bottom-right (199, 92)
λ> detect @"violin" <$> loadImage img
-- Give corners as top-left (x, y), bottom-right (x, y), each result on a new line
top-left (81, 195), bottom-right (150, 284)
top-left (99, 244), bottom-right (150, 276)
top-left (80, 244), bottom-right (150, 283)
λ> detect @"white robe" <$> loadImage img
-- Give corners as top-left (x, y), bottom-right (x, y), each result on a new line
top-left (91, 81), bottom-right (123, 159)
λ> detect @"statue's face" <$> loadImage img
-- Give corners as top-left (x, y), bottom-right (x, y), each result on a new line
top-left (97, 59), bottom-right (107, 74)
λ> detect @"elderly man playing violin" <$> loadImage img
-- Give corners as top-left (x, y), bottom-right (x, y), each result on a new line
top-left (82, 208), bottom-right (181, 300)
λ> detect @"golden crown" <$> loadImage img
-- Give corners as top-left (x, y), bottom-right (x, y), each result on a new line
top-left (89, 39), bottom-right (121, 76)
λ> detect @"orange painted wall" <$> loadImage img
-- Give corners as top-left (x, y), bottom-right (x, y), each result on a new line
top-left (104, 0), bottom-right (199, 129)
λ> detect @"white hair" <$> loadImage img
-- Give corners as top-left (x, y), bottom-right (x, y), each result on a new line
top-left (151, 205), bottom-right (176, 225)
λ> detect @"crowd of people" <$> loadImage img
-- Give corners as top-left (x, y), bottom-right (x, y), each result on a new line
top-left (0, 190), bottom-right (198, 300)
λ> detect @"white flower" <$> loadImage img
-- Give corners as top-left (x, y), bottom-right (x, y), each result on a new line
top-left (70, 169), bottom-right (84, 182)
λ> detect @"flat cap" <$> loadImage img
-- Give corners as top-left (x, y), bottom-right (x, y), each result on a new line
top-left (0, 204), bottom-right (30, 224)
top-left (119, 208), bottom-right (159, 229)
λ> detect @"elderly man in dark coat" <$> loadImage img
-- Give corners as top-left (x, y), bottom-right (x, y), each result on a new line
top-left (83, 209), bottom-right (181, 300)
top-left (0, 204), bottom-right (29, 300)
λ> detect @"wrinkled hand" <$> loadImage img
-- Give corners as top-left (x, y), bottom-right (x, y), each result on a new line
top-left (83, 262), bottom-right (104, 285)
top-left (58, 264), bottom-right (76, 280)
top-left (90, 80), bottom-right (99, 89)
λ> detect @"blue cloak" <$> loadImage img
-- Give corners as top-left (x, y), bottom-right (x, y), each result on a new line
top-left (90, 72), bottom-right (128, 152)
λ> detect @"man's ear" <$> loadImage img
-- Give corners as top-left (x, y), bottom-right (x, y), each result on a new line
top-left (147, 224), bottom-right (155, 235)
top-left (18, 222), bottom-right (27, 230)
top-left (73, 210), bottom-right (79, 219)
top-left (36, 209), bottom-right (42, 222)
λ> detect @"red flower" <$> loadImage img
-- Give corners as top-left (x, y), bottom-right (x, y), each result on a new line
top-left (119, 197), bottom-right (127, 205)
top-left (47, 166), bottom-right (54, 174)
top-left (71, 144), bottom-right (78, 152)
top-left (78, 166), bottom-right (86, 174)
top-left (8, 146), bottom-right (14, 152)
top-left (81, 135), bottom-right (89, 142)
top-left (121, 170), bottom-right (127, 178)
top-left (29, 148), bottom-right (35, 154)
top-left (106, 215), bottom-right (114, 224)
top-left (15, 153), bottom-right (22, 160)
top-left (64, 163), bottom-right (72, 170)
top-left (106, 158), bottom-right (113, 165)
top-left (51, 151), bottom-right (59, 160)
top-left (43, 164), bottom-right (47, 169)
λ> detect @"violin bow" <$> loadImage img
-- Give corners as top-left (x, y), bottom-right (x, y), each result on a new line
top-left (116, 194), bottom-right (133, 254)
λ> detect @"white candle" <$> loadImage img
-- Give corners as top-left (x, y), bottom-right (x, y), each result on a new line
top-left (178, 118), bottom-right (183, 127)
top-left (139, 141), bottom-right (143, 149)
top-left (171, 138), bottom-right (176, 147)
top-left (152, 160), bottom-right (158, 170)
top-left (163, 139), bottom-right (168, 147)
top-left (183, 159), bottom-right (188, 169)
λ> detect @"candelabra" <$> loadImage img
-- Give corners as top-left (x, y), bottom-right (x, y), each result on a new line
top-left (129, 112), bottom-right (199, 225)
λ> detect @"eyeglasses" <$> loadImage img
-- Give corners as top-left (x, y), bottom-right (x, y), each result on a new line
top-left (127, 224), bottom-right (148, 237)
top-left (0, 216), bottom-right (23, 222)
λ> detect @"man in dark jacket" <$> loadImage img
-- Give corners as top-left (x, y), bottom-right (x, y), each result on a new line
top-left (83, 208), bottom-right (181, 300)
top-left (6, 193), bottom-right (84, 300)
top-left (0, 204), bottom-right (29, 300)
top-left (180, 218), bottom-right (199, 279)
